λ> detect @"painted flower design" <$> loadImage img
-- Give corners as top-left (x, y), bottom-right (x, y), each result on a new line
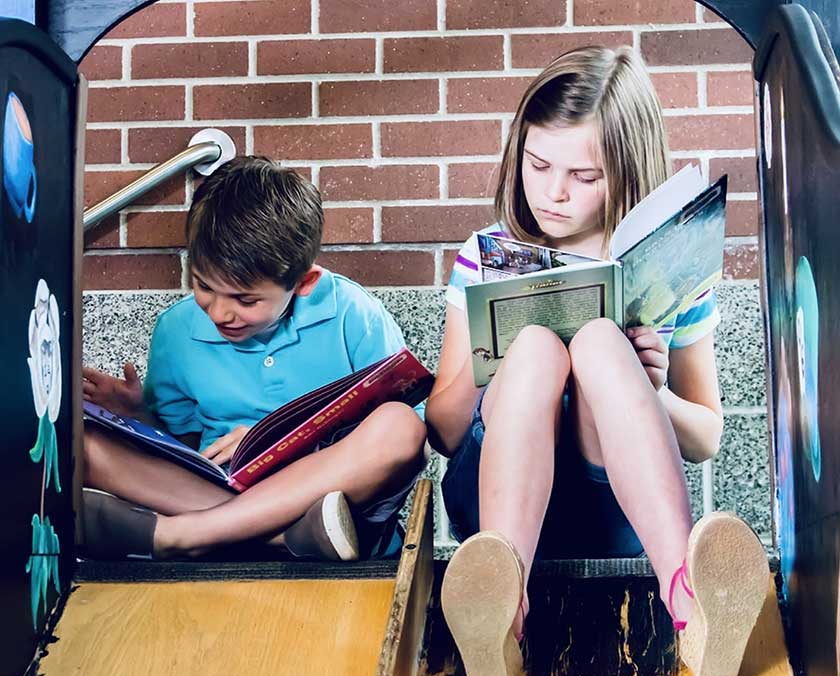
top-left (25, 514), bottom-right (60, 630)
top-left (28, 279), bottom-right (61, 423)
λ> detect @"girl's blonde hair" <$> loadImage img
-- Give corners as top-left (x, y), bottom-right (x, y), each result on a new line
top-left (496, 46), bottom-right (671, 252)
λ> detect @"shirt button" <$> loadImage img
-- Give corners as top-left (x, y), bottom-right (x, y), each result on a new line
top-left (263, 356), bottom-right (275, 367)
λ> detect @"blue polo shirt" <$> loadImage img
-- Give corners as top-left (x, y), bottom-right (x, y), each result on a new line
top-left (144, 269), bottom-right (406, 451)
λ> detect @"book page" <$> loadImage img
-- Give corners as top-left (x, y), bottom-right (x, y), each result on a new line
top-left (609, 164), bottom-right (706, 260)
top-left (620, 176), bottom-right (727, 327)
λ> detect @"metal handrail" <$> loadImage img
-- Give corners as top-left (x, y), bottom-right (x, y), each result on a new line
top-left (82, 129), bottom-right (236, 232)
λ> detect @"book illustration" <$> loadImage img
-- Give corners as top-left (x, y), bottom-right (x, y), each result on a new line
top-left (84, 348), bottom-right (434, 493)
top-left (465, 166), bottom-right (728, 386)
top-left (25, 278), bottom-right (62, 630)
top-left (477, 233), bottom-right (595, 281)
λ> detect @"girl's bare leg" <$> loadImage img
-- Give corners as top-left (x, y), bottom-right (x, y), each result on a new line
top-left (84, 426), bottom-right (234, 515)
top-left (478, 325), bottom-right (570, 627)
top-left (568, 318), bottom-right (693, 620)
top-left (154, 402), bottom-right (426, 557)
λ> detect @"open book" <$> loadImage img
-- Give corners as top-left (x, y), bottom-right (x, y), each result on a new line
top-left (83, 348), bottom-right (434, 491)
top-left (465, 165), bottom-right (727, 385)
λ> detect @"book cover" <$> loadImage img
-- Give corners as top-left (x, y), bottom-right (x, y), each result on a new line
top-left (84, 347), bottom-right (434, 492)
top-left (464, 167), bottom-right (727, 386)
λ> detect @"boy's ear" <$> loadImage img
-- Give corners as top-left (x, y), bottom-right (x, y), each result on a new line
top-left (294, 265), bottom-right (323, 297)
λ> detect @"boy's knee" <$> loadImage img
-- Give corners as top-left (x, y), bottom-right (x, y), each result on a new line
top-left (82, 427), bottom-right (109, 484)
top-left (369, 401), bottom-right (426, 465)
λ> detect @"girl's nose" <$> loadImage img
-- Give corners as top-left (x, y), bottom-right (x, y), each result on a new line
top-left (545, 172), bottom-right (570, 202)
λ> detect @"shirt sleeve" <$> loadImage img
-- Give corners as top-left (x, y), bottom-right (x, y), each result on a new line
top-left (444, 232), bottom-right (483, 310)
top-left (143, 314), bottom-right (202, 436)
top-left (670, 288), bottom-right (721, 349)
top-left (346, 295), bottom-right (407, 371)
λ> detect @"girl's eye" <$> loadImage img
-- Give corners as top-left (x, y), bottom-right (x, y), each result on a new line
top-left (575, 173), bottom-right (598, 184)
top-left (529, 160), bottom-right (549, 172)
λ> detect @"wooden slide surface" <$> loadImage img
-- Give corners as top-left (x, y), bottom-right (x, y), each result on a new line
top-left (40, 578), bottom-right (395, 675)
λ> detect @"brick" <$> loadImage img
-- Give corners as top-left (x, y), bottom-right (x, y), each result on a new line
top-left (258, 39), bottom-right (375, 75)
top-left (671, 156), bottom-right (701, 173)
top-left (574, 0), bottom-right (694, 26)
top-left (80, 46), bottom-right (122, 81)
top-left (723, 244), bottom-right (758, 280)
top-left (319, 80), bottom-right (438, 117)
top-left (443, 248), bottom-right (461, 282)
top-left (104, 3), bottom-right (186, 39)
top-left (85, 128), bottom-right (121, 165)
top-left (253, 124), bottom-right (371, 160)
top-left (710, 156), bottom-right (757, 193)
top-left (83, 253), bottom-right (183, 290)
top-left (322, 208), bottom-right (374, 244)
top-left (665, 114), bottom-right (755, 151)
top-left (194, 1), bottom-right (310, 37)
top-left (193, 83), bottom-right (311, 120)
top-left (651, 72), bottom-right (698, 109)
top-left (320, 165), bottom-right (439, 201)
top-left (702, 7), bottom-right (726, 23)
top-left (707, 71), bottom-right (756, 107)
top-left (126, 211), bottom-right (189, 247)
top-left (384, 36), bottom-right (503, 73)
top-left (316, 250), bottom-right (434, 285)
top-left (320, 0), bottom-right (436, 32)
top-left (447, 77), bottom-right (531, 114)
top-left (85, 171), bottom-right (185, 209)
top-left (132, 43), bottom-right (248, 80)
top-left (128, 127), bottom-right (247, 164)
top-left (84, 214), bottom-right (120, 249)
top-left (381, 121), bottom-right (501, 157)
top-left (641, 29), bottom-right (752, 66)
top-left (448, 162), bottom-right (499, 198)
top-left (87, 86), bottom-right (185, 123)
top-left (511, 31), bottom-right (633, 68)
top-left (447, 0), bottom-right (565, 29)
top-left (382, 205), bottom-right (494, 242)
top-left (725, 200), bottom-right (759, 236)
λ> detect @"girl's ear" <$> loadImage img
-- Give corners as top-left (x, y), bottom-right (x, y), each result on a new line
top-left (294, 265), bottom-right (323, 297)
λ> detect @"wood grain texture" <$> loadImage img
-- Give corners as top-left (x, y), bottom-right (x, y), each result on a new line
top-left (41, 578), bottom-right (394, 675)
top-left (377, 478), bottom-right (434, 676)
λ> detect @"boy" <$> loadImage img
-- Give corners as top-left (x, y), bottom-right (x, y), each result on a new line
top-left (81, 157), bottom-right (427, 561)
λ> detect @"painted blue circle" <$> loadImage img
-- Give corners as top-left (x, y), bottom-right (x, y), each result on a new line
top-left (794, 256), bottom-right (820, 483)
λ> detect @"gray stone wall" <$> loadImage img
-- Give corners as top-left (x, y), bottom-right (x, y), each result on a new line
top-left (82, 280), bottom-right (772, 551)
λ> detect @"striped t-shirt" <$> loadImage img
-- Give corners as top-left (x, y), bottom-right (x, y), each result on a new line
top-left (446, 224), bottom-right (721, 349)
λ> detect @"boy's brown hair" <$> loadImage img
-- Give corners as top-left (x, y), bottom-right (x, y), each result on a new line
top-left (186, 156), bottom-right (323, 290)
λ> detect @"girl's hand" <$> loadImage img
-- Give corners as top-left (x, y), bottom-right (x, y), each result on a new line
top-left (201, 425), bottom-right (251, 466)
top-left (626, 326), bottom-right (669, 391)
top-left (82, 363), bottom-right (144, 417)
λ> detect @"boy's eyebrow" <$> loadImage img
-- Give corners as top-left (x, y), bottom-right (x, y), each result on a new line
top-left (523, 148), bottom-right (602, 173)
top-left (191, 271), bottom-right (261, 299)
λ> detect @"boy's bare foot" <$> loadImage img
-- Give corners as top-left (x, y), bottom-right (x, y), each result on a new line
top-left (441, 531), bottom-right (525, 676)
top-left (284, 491), bottom-right (360, 561)
top-left (677, 512), bottom-right (769, 676)
top-left (80, 488), bottom-right (157, 560)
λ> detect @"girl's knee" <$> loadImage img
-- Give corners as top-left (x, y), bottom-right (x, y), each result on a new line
top-left (568, 318), bottom-right (625, 365)
top-left (506, 324), bottom-right (570, 372)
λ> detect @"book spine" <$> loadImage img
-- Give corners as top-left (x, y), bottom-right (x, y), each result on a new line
top-left (230, 353), bottom-right (425, 489)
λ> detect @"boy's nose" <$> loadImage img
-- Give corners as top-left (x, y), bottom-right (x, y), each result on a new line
top-left (207, 299), bottom-right (234, 324)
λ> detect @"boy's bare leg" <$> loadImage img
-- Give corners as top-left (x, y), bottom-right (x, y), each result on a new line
top-left (477, 325), bottom-right (569, 628)
top-left (84, 426), bottom-right (234, 515)
top-left (153, 401), bottom-right (426, 557)
top-left (567, 318), bottom-right (693, 620)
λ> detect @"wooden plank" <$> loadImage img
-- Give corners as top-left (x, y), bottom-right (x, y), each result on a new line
top-left (377, 479), bottom-right (434, 676)
top-left (41, 578), bottom-right (394, 675)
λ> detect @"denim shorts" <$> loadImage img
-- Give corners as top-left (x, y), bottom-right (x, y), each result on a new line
top-left (441, 391), bottom-right (644, 559)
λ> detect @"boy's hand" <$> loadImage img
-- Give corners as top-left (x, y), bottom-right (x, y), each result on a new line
top-left (626, 326), bottom-right (669, 391)
top-left (202, 425), bottom-right (251, 466)
top-left (82, 363), bottom-right (144, 417)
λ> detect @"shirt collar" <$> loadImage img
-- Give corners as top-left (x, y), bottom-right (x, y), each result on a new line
top-left (190, 269), bottom-right (338, 352)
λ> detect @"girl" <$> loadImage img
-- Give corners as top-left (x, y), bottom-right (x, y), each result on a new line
top-left (425, 46), bottom-right (768, 676)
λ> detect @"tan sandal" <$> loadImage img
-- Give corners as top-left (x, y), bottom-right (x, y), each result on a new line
top-left (441, 531), bottom-right (525, 676)
top-left (678, 512), bottom-right (769, 676)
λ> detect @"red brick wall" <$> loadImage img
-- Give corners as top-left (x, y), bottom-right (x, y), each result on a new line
top-left (80, 0), bottom-right (759, 290)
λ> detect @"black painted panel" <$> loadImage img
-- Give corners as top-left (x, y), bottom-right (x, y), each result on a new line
top-left (755, 5), bottom-right (840, 674)
top-left (0, 18), bottom-right (78, 676)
